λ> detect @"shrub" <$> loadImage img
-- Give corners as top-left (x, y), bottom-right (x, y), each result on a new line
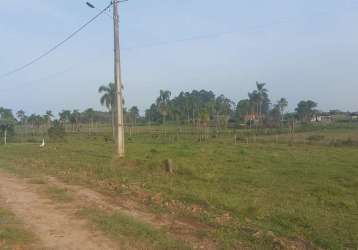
top-left (330, 138), bottom-right (358, 147)
top-left (307, 135), bottom-right (325, 141)
top-left (48, 121), bottom-right (66, 141)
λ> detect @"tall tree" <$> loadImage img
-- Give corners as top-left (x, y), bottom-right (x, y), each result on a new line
top-left (146, 89), bottom-right (235, 126)
top-left (129, 106), bottom-right (139, 126)
top-left (295, 100), bottom-right (318, 122)
top-left (145, 104), bottom-right (160, 125)
top-left (251, 82), bottom-right (270, 117)
top-left (156, 90), bottom-right (171, 125)
top-left (83, 108), bottom-right (96, 134)
top-left (99, 83), bottom-right (116, 139)
top-left (70, 110), bottom-right (81, 132)
top-left (248, 91), bottom-right (260, 117)
top-left (214, 95), bottom-right (234, 129)
top-left (269, 105), bottom-right (282, 126)
top-left (59, 110), bottom-right (71, 124)
top-left (277, 98), bottom-right (288, 122)
top-left (27, 114), bottom-right (43, 135)
top-left (0, 108), bottom-right (16, 144)
top-left (236, 99), bottom-right (251, 122)
top-left (257, 82), bottom-right (270, 115)
top-left (16, 110), bottom-right (27, 125)
top-left (44, 110), bottom-right (53, 128)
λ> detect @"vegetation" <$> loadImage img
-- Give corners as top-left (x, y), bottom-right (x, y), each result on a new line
top-left (1, 82), bottom-right (358, 249)
top-left (296, 100), bottom-right (318, 123)
top-left (0, 207), bottom-right (35, 249)
top-left (98, 82), bottom-right (116, 138)
top-left (0, 107), bottom-right (16, 144)
top-left (1, 83), bottom-right (356, 145)
top-left (0, 127), bottom-right (357, 249)
top-left (2, 83), bottom-right (356, 143)
top-left (45, 186), bottom-right (73, 202)
top-left (80, 208), bottom-right (189, 250)
top-left (48, 120), bottom-right (66, 141)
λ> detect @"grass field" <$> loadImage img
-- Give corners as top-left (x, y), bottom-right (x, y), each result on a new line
top-left (0, 126), bottom-right (358, 249)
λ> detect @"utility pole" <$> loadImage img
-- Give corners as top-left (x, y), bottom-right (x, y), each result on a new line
top-left (113, 0), bottom-right (125, 157)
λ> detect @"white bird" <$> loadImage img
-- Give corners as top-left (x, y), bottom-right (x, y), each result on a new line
top-left (40, 138), bottom-right (45, 148)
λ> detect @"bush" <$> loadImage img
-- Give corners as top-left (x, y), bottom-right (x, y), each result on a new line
top-left (307, 135), bottom-right (325, 141)
top-left (330, 138), bottom-right (358, 147)
top-left (48, 122), bottom-right (66, 141)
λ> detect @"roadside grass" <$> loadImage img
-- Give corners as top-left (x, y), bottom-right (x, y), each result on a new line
top-left (44, 186), bottom-right (73, 203)
top-left (0, 128), bottom-right (357, 248)
top-left (79, 207), bottom-right (190, 250)
top-left (0, 207), bottom-right (34, 249)
top-left (28, 177), bottom-right (47, 185)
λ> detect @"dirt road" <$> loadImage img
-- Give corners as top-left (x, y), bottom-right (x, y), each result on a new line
top-left (0, 171), bottom-right (119, 250)
top-left (0, 170), bottom-right (215, 250)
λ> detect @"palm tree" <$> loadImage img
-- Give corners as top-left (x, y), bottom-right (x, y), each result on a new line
top-left (84, 108), bottom-right (96, 134)
top-left (16, 110), bottom-right (27, 125)
top-left (58, 110), bottom-right (71, 132)
top-left (70, 110), bottom-right (81, 132)
top-left (247, 82), bottom-right (270, 124)
top-left (44, 110), bottom-right (53, 128)
top-left (248, 91), bottom-right (259, 115)
top-left (156, 90), bottom-right (171, 125)
top-left (27, 114), bottom-right (37, 135)
top-left (277, 98), bottom-right (288, 123)
top-left (27, 114), bottom-right (43, 135)
top-left (129, 106), bottom-right (139, 127)
top-left (255, 82), bottom-right (269, 118)
top-left (59, 110), bottom-right (71, 124)
top-left (99, 83), bottom-right (116, 139)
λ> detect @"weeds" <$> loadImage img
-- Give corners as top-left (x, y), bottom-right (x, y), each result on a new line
top-left (79, 208), bottom-right (190, 250)
top-left (45, 186), bottom-right (73, 202)
top-left (0, 208), bottom-right (34, 249)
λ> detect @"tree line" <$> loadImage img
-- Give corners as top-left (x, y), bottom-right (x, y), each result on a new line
top-left (141, 82), bottom-right (320, 128)
top-left (1, 81), bottom-right (352, 143)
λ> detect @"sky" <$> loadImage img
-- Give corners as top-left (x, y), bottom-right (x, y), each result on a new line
top-left (0, 0), bottom-right (357, 116)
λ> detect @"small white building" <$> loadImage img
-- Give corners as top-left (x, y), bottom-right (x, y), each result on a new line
top-left (351, 112), bottom-right (358, 120)
top-left (311, 114), bottom-right (333, 123)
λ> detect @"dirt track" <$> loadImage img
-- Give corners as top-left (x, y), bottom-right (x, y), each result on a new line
top-left (0, 170), bottom-right (215, 250)
top-left (0, 171), bottom-right (119, 250)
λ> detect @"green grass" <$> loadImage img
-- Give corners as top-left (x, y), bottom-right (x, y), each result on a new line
top-left (0, 207), bottom-right (34, 249)
top-left (0, 128), bottom-right (358, 249)
top-left (80, 208), bottom-right (190, 250)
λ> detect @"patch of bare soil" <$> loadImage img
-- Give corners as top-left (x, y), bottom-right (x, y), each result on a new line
top-left (0, 171), bottom-right (119, 250)
top-left (46, 176), bottom-right (216, 249)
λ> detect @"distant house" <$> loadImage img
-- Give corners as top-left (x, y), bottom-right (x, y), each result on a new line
top-left (332, 113), bottom-right (350, 122)
top-left (311, 113), bottom-right (333, 123)
top-left (243, 114), bottom-right (265, 123)
top-left (350, 112), bottom-right (358, 121)
top-left (244, 114), bottom-right (258, 122)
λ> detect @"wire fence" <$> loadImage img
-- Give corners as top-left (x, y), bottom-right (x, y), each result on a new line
top-left (9, 122), bottom-right (358, 148)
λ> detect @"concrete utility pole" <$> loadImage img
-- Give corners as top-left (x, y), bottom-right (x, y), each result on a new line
top-left (113, 0), bottom-right (125, 157)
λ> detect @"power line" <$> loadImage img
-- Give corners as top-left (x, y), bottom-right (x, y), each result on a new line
top-left (1, 2), bottom-right (355, 86)
top-left (82, 0), bottom-right (113, 19)
top-left (0, 51), bottom-right (111, 93)
top-left (0, 2), bottom-right (113, 79)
